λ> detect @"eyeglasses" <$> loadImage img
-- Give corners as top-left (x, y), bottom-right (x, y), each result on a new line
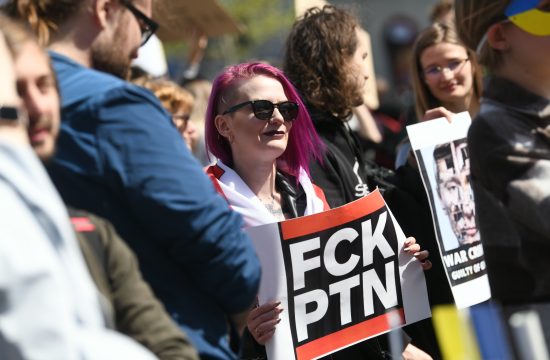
top-left (121, 0), bottom-right (159, 46)
top-left (222, 100), bottom-right (299, 122)
top-left (423, 58), bottom-right (470, 80)
top-left (172, 113), bottom-right (191, 131)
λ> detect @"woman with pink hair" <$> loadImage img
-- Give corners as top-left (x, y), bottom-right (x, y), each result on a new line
top-left (205, 62), bottom-right (329, 228)
top-left (205, 62), bottom-right (329, 356)
top-left (204, 62), bottom-right (429, 359)
top-left (205, 63), bottom-right (330, 357)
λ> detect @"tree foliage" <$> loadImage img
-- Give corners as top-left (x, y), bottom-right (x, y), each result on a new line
top-left (217, 0), bottom-right (294, 60)
top-left (164, 0), bottom-right (294, 78)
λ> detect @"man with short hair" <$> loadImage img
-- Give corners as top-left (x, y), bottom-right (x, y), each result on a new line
top-left (7, 16), bottom-right (199, 359)
top-left (0, 16), bottom-right (155, 359)
top-left (5, 1), bottom-right (261, 359)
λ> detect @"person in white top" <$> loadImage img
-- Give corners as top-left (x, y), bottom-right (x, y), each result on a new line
top-left (0, 17), bottom-right (154, 360)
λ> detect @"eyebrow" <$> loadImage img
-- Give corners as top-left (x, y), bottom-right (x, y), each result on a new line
top-left (423, 56), bottom-right (466, 68)
top-left (442, 176), bottom-right (461, 185)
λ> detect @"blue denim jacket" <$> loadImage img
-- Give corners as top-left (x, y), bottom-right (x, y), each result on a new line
top-left (49, 51), bottom-right (261, 360)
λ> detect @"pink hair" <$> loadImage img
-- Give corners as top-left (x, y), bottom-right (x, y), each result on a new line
top-left (205, 62), bottom-right (324, 176)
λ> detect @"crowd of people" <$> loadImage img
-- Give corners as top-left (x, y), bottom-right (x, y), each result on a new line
top-left (0, 0), bottom-right (548, 359)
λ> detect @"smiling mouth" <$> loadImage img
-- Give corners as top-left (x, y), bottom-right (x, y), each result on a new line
top-left (443, 83), bottom-right (457, 91)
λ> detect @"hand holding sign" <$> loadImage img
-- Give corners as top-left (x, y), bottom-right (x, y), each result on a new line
top-left (407, 112), bottom-right (491, 309)
top-left (247, 189), bottom-right (431, 360)
top-left (248, 300), bottom-right (284, 345)
top-left (422, 107), bottom-right (455, 123)
top-left (404, 237), bottom-right (432, 270)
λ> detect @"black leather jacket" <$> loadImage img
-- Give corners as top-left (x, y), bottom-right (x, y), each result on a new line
top-left (469, 76), bottom-right (550, 305)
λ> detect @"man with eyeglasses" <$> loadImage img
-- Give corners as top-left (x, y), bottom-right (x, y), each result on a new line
top-left (4, 1), bottom-right (261, 359)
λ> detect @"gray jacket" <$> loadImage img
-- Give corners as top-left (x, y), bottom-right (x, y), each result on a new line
top-left (0, 140), bottom-right (154, 360)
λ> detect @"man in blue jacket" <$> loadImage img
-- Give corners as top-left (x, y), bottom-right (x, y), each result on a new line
top-left (5, 1), bottom-right (261, 359)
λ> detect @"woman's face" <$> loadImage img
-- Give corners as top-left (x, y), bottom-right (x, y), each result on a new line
top-left (171, 105), bottom-right (194, 150)
top-left (183, 120), bottom-right (198, 151)
top-left (217, 75), bottom-right (293, 165)
top-left (347, 28), bottom-right (370, 105)
top-left (420, 42), bottom-right (474, 108)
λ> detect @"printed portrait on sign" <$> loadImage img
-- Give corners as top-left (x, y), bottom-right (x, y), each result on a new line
top-left (407, 113), bottom-right (491, 308)
top-left (433, 139), bottom-right (479, 248)
top-left (417, 138), bottom-right (480, 252)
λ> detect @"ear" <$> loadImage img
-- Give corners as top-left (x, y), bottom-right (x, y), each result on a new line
top-left (92, 0), bottom-right (116, 29)
top-left (214, 114), bottom-right (232, 140)
top-left (486, 22), bottom-right (510, 51)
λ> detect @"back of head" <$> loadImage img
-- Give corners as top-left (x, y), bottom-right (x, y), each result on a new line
top-left (454, 0), bottom-right (510, 70)
top-left (205, 62), bottom-right (323, 176)
top-left (3, 0), bottom-right (84, 46)
top-left (283, 5), bottom-right (360, 120)
top-left (411, 22), bottom-right (482, 119)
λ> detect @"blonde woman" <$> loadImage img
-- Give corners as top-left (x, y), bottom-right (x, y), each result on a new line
top-left (135, 78), bottom-right (197, 150)
top-left (411, 22), bottom-right (482, 123)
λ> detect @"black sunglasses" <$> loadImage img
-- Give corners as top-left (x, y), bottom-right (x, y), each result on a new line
top-left (222, 100), bottom-right (299, 122)
top-left (121, 0), bottom-right (159, 46)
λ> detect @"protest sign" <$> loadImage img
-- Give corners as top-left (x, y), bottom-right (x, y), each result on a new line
top-left (246, 189), bottom-right (430, 360)
top-left (407, 112), bottom-right (491, 308)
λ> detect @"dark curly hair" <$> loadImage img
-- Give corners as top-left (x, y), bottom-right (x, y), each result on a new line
top-left (283, 5), bottom-right (361, 121)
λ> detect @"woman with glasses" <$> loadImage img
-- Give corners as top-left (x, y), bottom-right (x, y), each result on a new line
top-left (385, 22), bottom-right (483, 359)
top-left (204, 62), bottom-right (429, 359)
top-left (134, 77), bottom-right (197, 150)
top-left (205, 62), bottom-right (328, 227)
top-left (410, 22), bottom-right (482, 126)
top-left (204, 62), bottom-right (328, 357)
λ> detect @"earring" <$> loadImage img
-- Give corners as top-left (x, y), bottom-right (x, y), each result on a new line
top-left (228, 133), bottom-right (235, 144)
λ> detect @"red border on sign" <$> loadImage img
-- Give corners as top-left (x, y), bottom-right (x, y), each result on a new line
top-left (281, 189), bottom-right (385, 240)
top-left (295, 308), bottom-right (404, 360)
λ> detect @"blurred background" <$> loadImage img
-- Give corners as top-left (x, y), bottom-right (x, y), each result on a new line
top-left (157, 0), bottom-right (441, 95)
top-left (137, 0), bottom-right (448, 169)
